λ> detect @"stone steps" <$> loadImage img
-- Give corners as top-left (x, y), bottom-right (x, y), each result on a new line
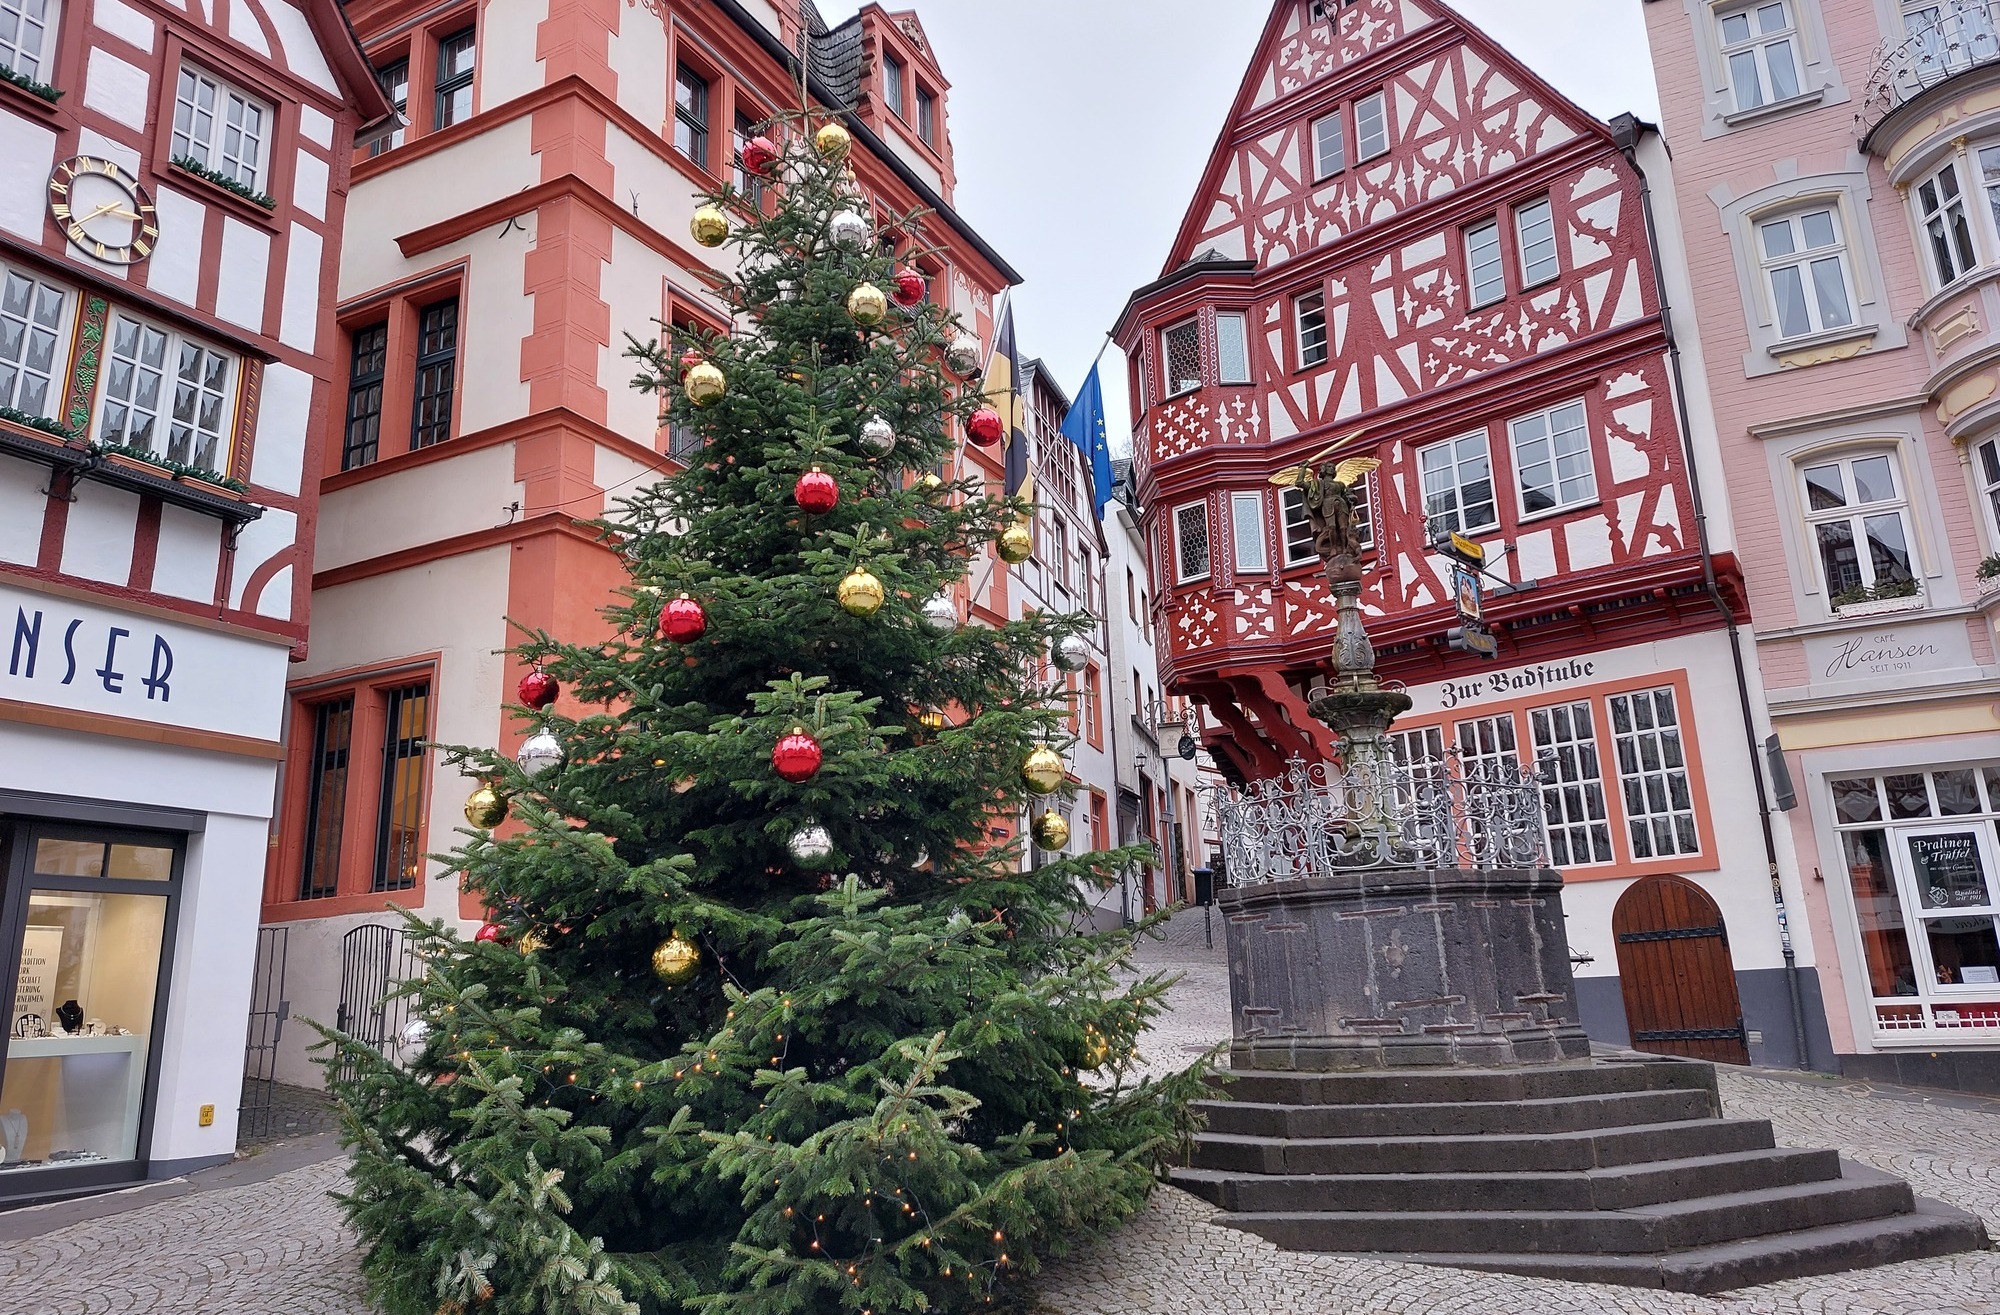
top-left (1176, 1058), bottom-right (1991, 1291)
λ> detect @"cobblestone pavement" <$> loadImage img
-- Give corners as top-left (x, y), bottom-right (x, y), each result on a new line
top-left (1, 924), bottom-right (1997, 1314)
top-left (238, 1079), bottom-right (343, 1150)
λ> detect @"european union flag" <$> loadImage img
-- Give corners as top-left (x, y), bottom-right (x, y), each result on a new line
top-left (1060, 362), bottom-right (1116, 521)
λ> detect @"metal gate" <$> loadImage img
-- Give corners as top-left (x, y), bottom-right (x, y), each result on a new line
top-left (334, 923), bottom-right (422, 1085)
top-left (238, 925), bottom-right (290, 1140)
top-left (1613, 875), bottom-right (1752, 1066)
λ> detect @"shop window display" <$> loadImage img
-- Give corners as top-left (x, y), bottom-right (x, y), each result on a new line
top-left (0, 830), bottom-right (174, 1178)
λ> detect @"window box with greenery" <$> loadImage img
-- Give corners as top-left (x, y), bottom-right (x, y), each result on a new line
top-left (0, 63), bottom-right (62, 105)
top-left (170, 154), bottom-right (276, 210)
top-left (92, 442), bottom-right (250, 497)
top-left (1829, 575), bottom-right (1923, 616)
top-left (0, 405), bottom-right (79, 444)
top-left (1977, 554), bottom-right (2000, 596)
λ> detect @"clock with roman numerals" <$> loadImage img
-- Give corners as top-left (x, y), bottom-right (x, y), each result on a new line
top-left (47, 155), bottom-right (158, 266)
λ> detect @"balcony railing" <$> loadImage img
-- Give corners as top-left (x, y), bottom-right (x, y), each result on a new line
top-left (1863, 4), bottom-right (2000, 138)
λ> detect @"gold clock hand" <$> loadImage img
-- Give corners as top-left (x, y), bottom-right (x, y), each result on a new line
top-left (108, 208), bottom-right (143, 221)
top-left (78, 201), bottom-right (121, 224)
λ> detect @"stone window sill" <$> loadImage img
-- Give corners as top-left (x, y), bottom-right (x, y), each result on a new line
top-left (1722, 87), bottom-right (1826, 129)
top-left (1767, 324), bottom-right (1879, 361)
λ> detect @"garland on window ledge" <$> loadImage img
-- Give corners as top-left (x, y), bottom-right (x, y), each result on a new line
top-left (1830, 577), bottom-right (1922, 609)
top-left (0, 406), bottom-right (79, 442)
top-left (0, 64), bottom-right (63, 103)
top-left (170, 154), bottom-right (276, 210)
top-left (1977, 555), bottom-right (2000, 584)
top-left (93, 440), bottom-right (250, 494)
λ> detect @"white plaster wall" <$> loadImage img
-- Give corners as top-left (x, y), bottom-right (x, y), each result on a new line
top-left (593, 442), bottom-right (661, 502)
top-left (249, 361), bottom-right (313, 497)
top-left (602, 226), bottom-right (679, 443)
top-left (94, 0), bottom-right (157, 52)
top-left (0, 115), bottom-right (58, 242)
top-left (145, 185), bottom-right (209, 308)
top-left (278, 224), bottom-right (322, 353)
top-left (259, 0), bottom-right (338, 94)
top-left (0, 455), bottom-right (46, 565)
top-left (228, 507), bottom-right (297, 613)
top-left (60, 483), bottom-right (140, 585)
top-left (460, 243), bottom-right (536, 436)
top-left (151, 504), bottom-right (222, 602)
top-left (215, 217), bottom-right (272, 332)
top-left (338, 121), bottom-right (540, 300)
top-left (82, 47), bottom-right (149, 124)
top-left (312, 443), bottom-right (526, 573)
top-left (0, 720), bottom-right (281, 1163)
top-left (606, 1), bottom-right (666, 133)
top-left (879, 129), bottom-right (944, 196)
top-left (482, 0), bottom-right (551, 106)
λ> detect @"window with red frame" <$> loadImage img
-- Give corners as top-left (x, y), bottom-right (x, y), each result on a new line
top-left (337, 280), bottom-right (462, 471)
top-left (1084, 664), bottom-right (1103, 749)
top-left (356, 15), bottom-right (476, 157)
top-left (289, 676), bottom-right (433, 905)
top-left (1090, 790), bottom-right (1110, 851)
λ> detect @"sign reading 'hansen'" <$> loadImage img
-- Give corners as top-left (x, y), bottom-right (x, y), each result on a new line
top-left (0, 584), bottom-right (285, 743)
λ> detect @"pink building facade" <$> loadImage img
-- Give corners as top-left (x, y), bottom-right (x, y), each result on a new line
top-left (1645, 0), bottom-right (2000, 1091)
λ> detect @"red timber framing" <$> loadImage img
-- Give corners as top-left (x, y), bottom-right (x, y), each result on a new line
top-left (1112, 0), bottom-right (1746, 779)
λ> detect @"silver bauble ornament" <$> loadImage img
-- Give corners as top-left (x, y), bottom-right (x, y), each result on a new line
top-left (922, 594), bottom-right (959, 632)
top-left (946, 333), bottom-right (981, 378)
top-left (517, 730), bottom-right (564, 778)
top-left (789, 824), bottom-right (834, 866)
top-left (860, 414), bottom-right (896, 453)
top-left (399, 1018), bottom-right (431, 1049)
top-left (828, 208), bottom-right (870, 246)
top-left (1053, 633), bottom-right (1090, 673)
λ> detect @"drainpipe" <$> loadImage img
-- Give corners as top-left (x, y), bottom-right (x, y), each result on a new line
top-left (1614, 116), bottom-right (1813, 1071)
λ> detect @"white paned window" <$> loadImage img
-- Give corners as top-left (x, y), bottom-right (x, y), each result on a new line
top-left (1312, 110), bottom-right (1346, 179)
top-left (1295, 291), bottom-right (1328, 368)
top-left (1516, 198), bottom-right (1560, 286)
top-left (1419, 432), bottom-right (1498, 535)
top-left (1510, 400), bottom-right (1596, 516)
top-left (1608, 687), bottom-right (1699, 860)
top-left (1216, 312), bottom-right (1251, 385)
top-left (1280, 486), bottom-right (1317, 565)
top-left (97, 313), bottom-right (235, 471)
top-left (1980, 144), bottom-right (2000, 240)
top-left (1230, 491), bottom-right (1267, 574)
top-left (1531, 701), bottom-right (1614, 867)
top-left (173, 67), bottom-right (270, 192)
top-left (1904, 3), bottom-right (2000, 76)
top-left (1917, 160), bottom-right (1979, 287)
top-left (1390, 726), bottom-right (1445, 768)
top-left (0, 0), bottom-right (55, 82)
top-left (1758, 207), bottom-right (1856, 340)
top-left (1456, 714), bottom-right (1518, 774)
top-left (1801, 452), bottom-right (1918, 604)
top-left (0, 266), bottom-right (70, 419)
top-left (1161, 318), bottom-right (1201, 397)
top-left (1174, 502), bottom-right (1211, 582)
top-left (1718, 1), bottom-right (1801, 113)
top-left (1466, 220), bottom-right (1505, 307)
top-left (1355, 90), bottom-right (1389, 159)
top-left (1977, 438), bottom-right (2000, 541)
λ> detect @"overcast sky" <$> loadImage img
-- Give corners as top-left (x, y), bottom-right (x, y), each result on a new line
top-left (818, 0), bottom-right (1662, 451)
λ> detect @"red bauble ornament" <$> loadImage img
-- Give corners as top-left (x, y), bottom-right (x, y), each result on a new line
top-left (742, 135), bottom-right (779, 176)
top-left (678, 347), bottom-right (704, 377)
top-left (794, 467), bottom-right (839, 514)
top-left (772, 728), bottom-right (823, 783)
top-left (660, 594), bottom-right (708, 644)
top-left (892, 266), bottom-right (927, 307)
top-left (474, 922), bottom-right (504, 944)
top-left (967, 407), bottom-right (1005, 448)
top-left (518, 670), bottom-right (559, 710)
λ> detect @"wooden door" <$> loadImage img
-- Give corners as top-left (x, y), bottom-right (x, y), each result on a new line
top-left (1612, 875), bottom-right (1751, 1066)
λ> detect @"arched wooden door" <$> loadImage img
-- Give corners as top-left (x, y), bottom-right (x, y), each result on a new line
top-left (1612, 875), bottom-right (1751, 1066)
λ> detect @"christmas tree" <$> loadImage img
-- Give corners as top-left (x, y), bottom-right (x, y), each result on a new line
top-left (320, 116), bottom-right (1210, 1315)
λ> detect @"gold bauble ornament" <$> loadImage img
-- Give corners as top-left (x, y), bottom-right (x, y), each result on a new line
top-left (517, 930), bottom-right (546, 957)
top-left (997, 523), bottom-right (1034, 564)
top-left (815, 121), bottom-right (853, 158)
top-left (690, 204), bottom-right (729, 248)
top-left (685, 361), bottom-right (727, 407)
top-left (1079, 1027), bottom-right (1113, 1071)
top-left (651, 932), bottom-right (701, 986)
top-left (920, 472), bottom-right (943, 490)
top-left (847, 282), bottom-right (889, 326)
top-left (838, 568), bottom-right (885, 617)
top-left (1022, 746), bottom-right (1066, 795)
top-left (463, 785), bottom-right (508, 829)
top-left (1031, 808), bottom-right (1070, 851)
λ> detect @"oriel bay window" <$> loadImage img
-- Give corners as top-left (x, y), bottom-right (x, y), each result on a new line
top-left (1831, 766), bottom-right (2000, 1038)
top-left (96, 313), bottom-right (235, 473)
top-left (1916, 160), bottom-right (1978, 288)
top-left (282, 675), bottom-right (435, 912)
top-left (1161, 319), bottom-right (1201, 398)
top-left (1800, 451), bottom-right (1917, 606)
top-left (1174, 501), bottom-right (1211, 583)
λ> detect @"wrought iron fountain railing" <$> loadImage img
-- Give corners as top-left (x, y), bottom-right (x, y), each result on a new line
top-left (1863, 3), bottom-right (2000, 135)
top-left (1211, 751), bottom-right (1551, 883)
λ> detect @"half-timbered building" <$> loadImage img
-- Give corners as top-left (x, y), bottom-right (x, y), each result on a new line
top-left (1117, 0), bottom-right (1826, 1068)
top-left (0, 0), bottom-right (385, 1197)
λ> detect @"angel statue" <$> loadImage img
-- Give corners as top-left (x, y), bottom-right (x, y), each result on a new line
top-left (1272, 442), bottom-right (1381, 588)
